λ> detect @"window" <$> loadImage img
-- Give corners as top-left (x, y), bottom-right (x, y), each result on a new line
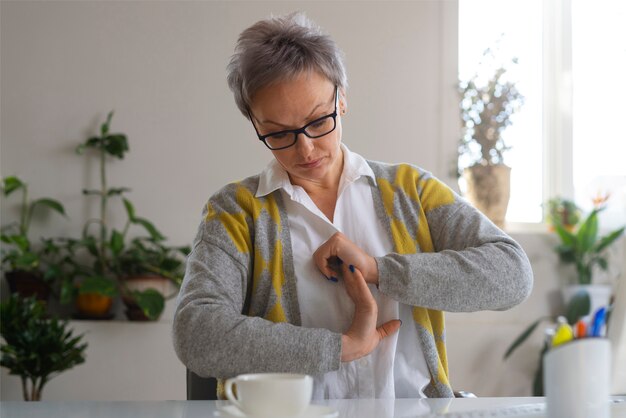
top-left (571, 0), bottom-right (626, 228)
top-left (459, 0), bottom-right (626, 227)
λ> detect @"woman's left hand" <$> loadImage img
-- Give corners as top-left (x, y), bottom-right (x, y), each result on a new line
top-left (313, 232), bottom-right (379, 285)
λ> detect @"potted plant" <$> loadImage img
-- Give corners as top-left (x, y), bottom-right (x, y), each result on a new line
top-left (116, 236), bottom-right (190, 320)
top-left (545, 197), bottom-right (581, 232)
top-left (1, 176), bottom-right (67, 301)
top-left (553, 195), bottom-right (625, 312)
top-left (458, 51), bottom-right (524, 227)
top-left (0, 295), bottom-right (87, 401)
top-left (72, 110), bottom-right (188, 320)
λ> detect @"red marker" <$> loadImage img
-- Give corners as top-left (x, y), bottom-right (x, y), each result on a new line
top-left (575, 319), bottom-right (587, 339)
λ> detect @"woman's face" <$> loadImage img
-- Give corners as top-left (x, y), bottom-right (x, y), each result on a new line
top-left (249, 71), bottom-right (346, 188)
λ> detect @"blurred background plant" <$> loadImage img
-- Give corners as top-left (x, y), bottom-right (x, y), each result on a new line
top-left (553, 193), bottom-right (625, 285)
top-left (458, 49), bottom-right (524, 172)
top-left (0, 295), bottom-right (87, 401)
top-left (1, 176), bottom-right (67, 301)
top-left (545, 197), bottom-right (581, 232)
top-left (71, 110), bottom-right (188, 320)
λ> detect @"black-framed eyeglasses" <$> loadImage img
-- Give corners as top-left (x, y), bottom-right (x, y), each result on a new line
top-left (248, 86), bottom-right (338, 150)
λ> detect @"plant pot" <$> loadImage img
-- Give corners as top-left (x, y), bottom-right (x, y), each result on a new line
top-left (74, 292), bottom-right (114, 319)
top-left (463, 164), bottom-right (511, 228)
top-left (5, 270), bottom-right (50, 301)
top-left (561, 284), bottom-right (613, 317)
top-left (120, 275), bottom-right (173, 321)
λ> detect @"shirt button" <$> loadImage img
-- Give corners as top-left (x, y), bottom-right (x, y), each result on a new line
top-left (359, 358), bottom-right (369, 367)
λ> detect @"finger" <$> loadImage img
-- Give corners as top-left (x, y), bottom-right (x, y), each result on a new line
top-left (313, 243), bottom-right (339, 281)
top-left (342, 263), bottom-right (375, 305)
top-left (377, 319), bottom-right (402, 340)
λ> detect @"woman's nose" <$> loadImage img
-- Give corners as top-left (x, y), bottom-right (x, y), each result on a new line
top-left (294, 132), bottom-right (314, 154)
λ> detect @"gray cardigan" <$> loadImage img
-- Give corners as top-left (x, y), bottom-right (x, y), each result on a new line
top-left (172, 161), bottom-right (533, 398)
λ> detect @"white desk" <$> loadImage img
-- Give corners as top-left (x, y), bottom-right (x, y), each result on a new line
top-left (2, 397), bottom-right (625, 417)
top-left (3, 397), bottom-right (625, 418)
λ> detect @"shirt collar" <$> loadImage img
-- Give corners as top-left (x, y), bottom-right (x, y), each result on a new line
top-left (255, 143), bottom-right (376, 198)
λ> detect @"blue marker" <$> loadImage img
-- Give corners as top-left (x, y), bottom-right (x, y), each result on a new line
top-left (590, 307), bottom-right (607, 337)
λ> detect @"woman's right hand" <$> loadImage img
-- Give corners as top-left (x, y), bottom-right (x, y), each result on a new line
top-left (340, 263), bottom-right (402, 362)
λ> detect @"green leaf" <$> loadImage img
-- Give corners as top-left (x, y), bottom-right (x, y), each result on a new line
top-left (3, 234), bottom-right (30, 251)
top-left (103, 134), bottom-right (129, 159)
top-left (122, 198), bottom-right (136, 221)
top-left (2, 176), bottom-right (25, 196)
top-left (504, 317), bottom-right (548, 359)
top-left (133, 217), bottom-right (164, 241)
top-left (132, 289), bottom-right (165, 320)
top-left (83, 236), bottom-right (99, 257)
top-left (110, 230), bottom-right (124, 256)
top-left (79, 276), bottom-right (118, 297)
top-left (101, 110), bottom-right (114, 136)
top-left (594, 227), bottom-right (625, 253)
top-left (60, 280), bottom-right (76, 305)
top-left (577, 209), bottom-right (599, 253)
top-left (554, 223), bottom-right (576, 247)
top-left (565, 290), bottom-right (591, 324)
top-left (14, 252), bottom-right (39, 270)
top-left (597, 257), bottom-right (608, 270)
top-left (555, 245), bottom-right (576, 264)
top-left (31, 198), bottom-right (67, 217)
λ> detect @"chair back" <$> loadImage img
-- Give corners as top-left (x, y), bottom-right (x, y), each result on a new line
top-left (186, 368), bottom-right (218, 400)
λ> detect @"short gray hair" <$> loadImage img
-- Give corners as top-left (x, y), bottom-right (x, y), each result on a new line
top-left (227, 12), bottom-right (348, 119)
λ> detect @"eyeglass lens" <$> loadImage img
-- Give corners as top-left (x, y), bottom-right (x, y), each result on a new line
top-left (264, 116), bottom-right (336, 149)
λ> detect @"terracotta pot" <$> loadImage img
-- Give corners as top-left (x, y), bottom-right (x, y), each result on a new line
top-left (5, 270), bottom-right (50, 301)
top-left (463, 164), bottom-right (511, 228)
top-left (74, 292), bottom-right (114, 319)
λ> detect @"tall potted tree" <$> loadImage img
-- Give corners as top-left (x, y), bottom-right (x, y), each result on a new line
top-left (458, 54), bottom-right (524, 227)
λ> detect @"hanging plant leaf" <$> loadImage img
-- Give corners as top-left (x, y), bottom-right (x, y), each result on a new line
top-left (133, 217), bottom-right (164, 241)
top-left (103, 134), bottom-right (129, 159)
top-left (110, 230), bottom-right (124, 256)
top-left (132, 289), bottom-right (165, 320)
top-left (31, 198), bottom-right (67, 217)
top-left (122, 198), bottom-right (136, 221)
top-left (1, 176), bottom-right (25, 196)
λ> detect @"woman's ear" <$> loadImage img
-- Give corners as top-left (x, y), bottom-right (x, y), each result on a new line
top-left (339, 88), bottom-right (348, 116)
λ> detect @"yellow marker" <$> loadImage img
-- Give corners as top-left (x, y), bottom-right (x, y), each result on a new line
top-left (552, 317), bottom-right (574, 347)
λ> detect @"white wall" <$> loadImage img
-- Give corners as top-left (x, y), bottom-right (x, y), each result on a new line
top-left (2, 0), bottom-right (619, 401)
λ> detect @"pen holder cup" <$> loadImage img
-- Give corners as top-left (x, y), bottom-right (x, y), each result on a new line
top-left (543, 338), bottom-right (611, 418)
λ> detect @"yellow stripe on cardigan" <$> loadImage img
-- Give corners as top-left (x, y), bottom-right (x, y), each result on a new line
top-left (382, 166), bottom-right (451, 391)
top-left (265, 239), bottom-right (287, 323)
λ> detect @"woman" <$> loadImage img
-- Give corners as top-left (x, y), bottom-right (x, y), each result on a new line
top-left (173, 12), bottom-right (533, 399)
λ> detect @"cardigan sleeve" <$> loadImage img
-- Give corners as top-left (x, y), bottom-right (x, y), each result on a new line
top-left (375, 175), bottom-right (533, 313)
top-left (172, 195), bottom-right (342, 380)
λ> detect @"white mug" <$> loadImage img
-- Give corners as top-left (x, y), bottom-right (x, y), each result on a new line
top-left (543, 338), bottom-right (611, 418)
top-left (224, 373), bottom-right (313, 418)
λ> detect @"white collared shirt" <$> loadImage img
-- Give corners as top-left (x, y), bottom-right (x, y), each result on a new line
top-left (256, 144), bottom-right (431, 399)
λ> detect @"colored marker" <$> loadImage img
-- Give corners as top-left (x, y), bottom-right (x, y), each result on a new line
top-left (575, 319), bottom-right (587, 339)
top-left (552, 317), bottom-right (574, 347)
top-left (590, 307), bottom-right (607, 337)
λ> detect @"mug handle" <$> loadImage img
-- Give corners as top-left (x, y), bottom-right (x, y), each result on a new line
top-left (224, 378), bottom-right (243, 410)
